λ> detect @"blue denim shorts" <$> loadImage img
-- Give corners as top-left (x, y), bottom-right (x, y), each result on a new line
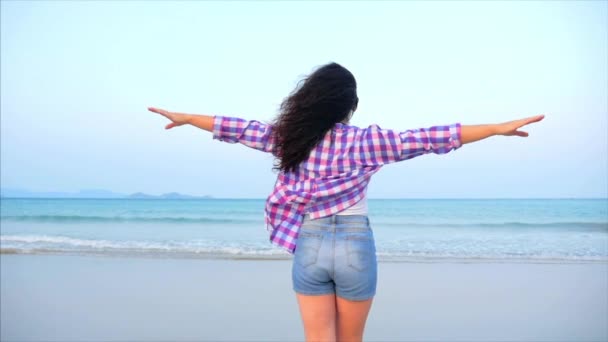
top-left (292, 214), bottom-right (377, 301)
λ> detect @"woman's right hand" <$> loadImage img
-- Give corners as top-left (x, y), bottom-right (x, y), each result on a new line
top-left (148, 107), bottom-right (191, 130)
top-left (461, 114), bottom-right (546, 145)
top-left (495, 114), bottom-right (545, 137)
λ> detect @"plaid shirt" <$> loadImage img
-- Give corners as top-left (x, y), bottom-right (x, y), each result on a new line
top-left (212, 116), bottom-right (462, 254)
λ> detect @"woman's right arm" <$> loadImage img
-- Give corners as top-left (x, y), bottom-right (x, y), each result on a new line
top-left (148, 107), bottom-right (213, 131)
top-left (461, 114), bottom-right (545, 144)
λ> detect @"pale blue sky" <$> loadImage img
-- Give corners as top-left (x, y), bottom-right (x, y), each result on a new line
top-left (1, 1), bottom-right (606, 198)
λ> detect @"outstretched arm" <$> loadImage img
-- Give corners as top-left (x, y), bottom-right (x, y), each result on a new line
top-left (148, 107), bottom-right (213, 131)
top-left (148, 107), bottom-right (275, 153)
top-left (461, 114), bottom-right (545, 144)
top-left (355, 114), bottom-right (546, 166)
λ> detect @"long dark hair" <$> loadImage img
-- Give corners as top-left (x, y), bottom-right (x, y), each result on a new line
top-left (272, 62), bottom-right (359, 173)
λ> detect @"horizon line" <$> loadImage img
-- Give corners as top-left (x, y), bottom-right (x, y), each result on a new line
top-left (1, 196), bottom-right (607, 200)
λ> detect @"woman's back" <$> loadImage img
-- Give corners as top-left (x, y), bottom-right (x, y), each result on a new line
top-left (210, 113), bottom-right (462, 253)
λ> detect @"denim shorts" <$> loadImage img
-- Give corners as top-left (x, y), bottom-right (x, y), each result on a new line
top-left (292, 214), bottom-right (377, 301)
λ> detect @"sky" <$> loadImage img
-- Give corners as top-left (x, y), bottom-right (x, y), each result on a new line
top-left (1, 1), bottom-right (606, 199)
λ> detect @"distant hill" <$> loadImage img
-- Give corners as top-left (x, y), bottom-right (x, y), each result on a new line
top-left (0, 187), bottom-right (212, 199)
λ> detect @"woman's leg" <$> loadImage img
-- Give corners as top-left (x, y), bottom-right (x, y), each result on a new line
top-left (332, 215), bottom-right (377, 341)
top-left (296, 293), bottom-right (337, 342)
top-left (336, 296), bottom-right (374, 342)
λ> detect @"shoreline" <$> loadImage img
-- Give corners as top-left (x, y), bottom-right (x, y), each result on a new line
top-left (1, 247), bottom-right (606, 264)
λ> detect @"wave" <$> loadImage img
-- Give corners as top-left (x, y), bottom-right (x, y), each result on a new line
top-left (0, 215), bottom-right (258, 224)
top-left (0, 235), bottom-right (286, 258)
top-left (1, 215), bottom-right (606, 230)
top-left (2, 234), bottom-right (606, 263)
top-left (376, 221), bottom-right (608, 230)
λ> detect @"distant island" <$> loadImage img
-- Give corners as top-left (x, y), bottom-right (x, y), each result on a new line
top-left (126, 192), bottom-right (213, 200)
top-left (0, 188), bottom-right (213, 199)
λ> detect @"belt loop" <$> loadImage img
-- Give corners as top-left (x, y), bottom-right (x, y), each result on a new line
top-left (330, 214), bottom-right (336, 231)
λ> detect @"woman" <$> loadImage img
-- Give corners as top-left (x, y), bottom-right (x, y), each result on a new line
top-left (148, 62), bottom-right (545, 342)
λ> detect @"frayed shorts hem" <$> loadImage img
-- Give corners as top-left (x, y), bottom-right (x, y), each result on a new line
top-left (293, 288), bottom-right (335, 296)
top-left (337, 293), bottom-right (376, 301)
top-left (294, 288), bottom-right (375, 301)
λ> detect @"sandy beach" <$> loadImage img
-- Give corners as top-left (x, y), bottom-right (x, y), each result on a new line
top-left (1, 254), bottom-right (606, 341)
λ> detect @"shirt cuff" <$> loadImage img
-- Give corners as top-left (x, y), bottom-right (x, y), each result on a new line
top-left (450, 123), bottom-right (463, 149)
top-left (212, 116), bottom-right (224, 141)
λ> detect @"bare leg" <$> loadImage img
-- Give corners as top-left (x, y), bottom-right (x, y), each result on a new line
top-left (295, 293), bottom-right (337, 342)
top-left (336, 296), bottom-right (374, 342)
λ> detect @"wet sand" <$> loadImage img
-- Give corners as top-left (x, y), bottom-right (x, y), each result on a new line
top-left (1, 254), bottom-right (606, 341)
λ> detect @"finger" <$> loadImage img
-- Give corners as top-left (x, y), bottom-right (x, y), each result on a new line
top-left (514, 130), bottom-right (528, 137)
top-left (515, 114), bottom-right (544, 129)
top-left (165, 123), bottom-right (175, 129)
top-left (148, 107), bottom-right (168, 115)
top-left (525, 114), bottom-right (545, 124)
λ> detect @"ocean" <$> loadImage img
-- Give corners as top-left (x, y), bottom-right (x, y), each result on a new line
top-left (1, 198), bottom-right (606, 263)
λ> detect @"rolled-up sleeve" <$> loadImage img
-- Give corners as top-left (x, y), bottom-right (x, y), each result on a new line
top-left (212, 116), bottom-right (275, 153)
top-left (356, 123), bottom-right (462, 165)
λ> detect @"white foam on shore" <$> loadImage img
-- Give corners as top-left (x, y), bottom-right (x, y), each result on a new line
top-left (1, 234), bottom-right (606, 264)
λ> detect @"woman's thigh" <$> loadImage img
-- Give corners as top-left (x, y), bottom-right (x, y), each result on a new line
top-left (295, 293), bottom-right (337, 342)
top-left (336, 296), bottom-right (374, 342)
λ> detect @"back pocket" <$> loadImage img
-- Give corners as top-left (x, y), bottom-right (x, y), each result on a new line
top-left (346, 234), bottom-right (375, 272)
top-left (294, 232), bottom-right (323, 267)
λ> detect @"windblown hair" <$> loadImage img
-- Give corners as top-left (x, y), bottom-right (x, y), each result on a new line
top-left (272, 62), bottom-right (359, 173)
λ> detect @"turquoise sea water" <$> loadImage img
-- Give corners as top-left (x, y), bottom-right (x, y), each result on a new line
top-left (1, 198), bottom-right (606, 263)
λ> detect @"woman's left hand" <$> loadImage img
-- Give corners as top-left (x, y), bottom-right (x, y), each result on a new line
top-left (148, 107), bottom-right (191, 130)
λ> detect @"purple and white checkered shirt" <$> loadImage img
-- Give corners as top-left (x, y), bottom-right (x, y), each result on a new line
top-left (212, 116), bottom-right (462, 254)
